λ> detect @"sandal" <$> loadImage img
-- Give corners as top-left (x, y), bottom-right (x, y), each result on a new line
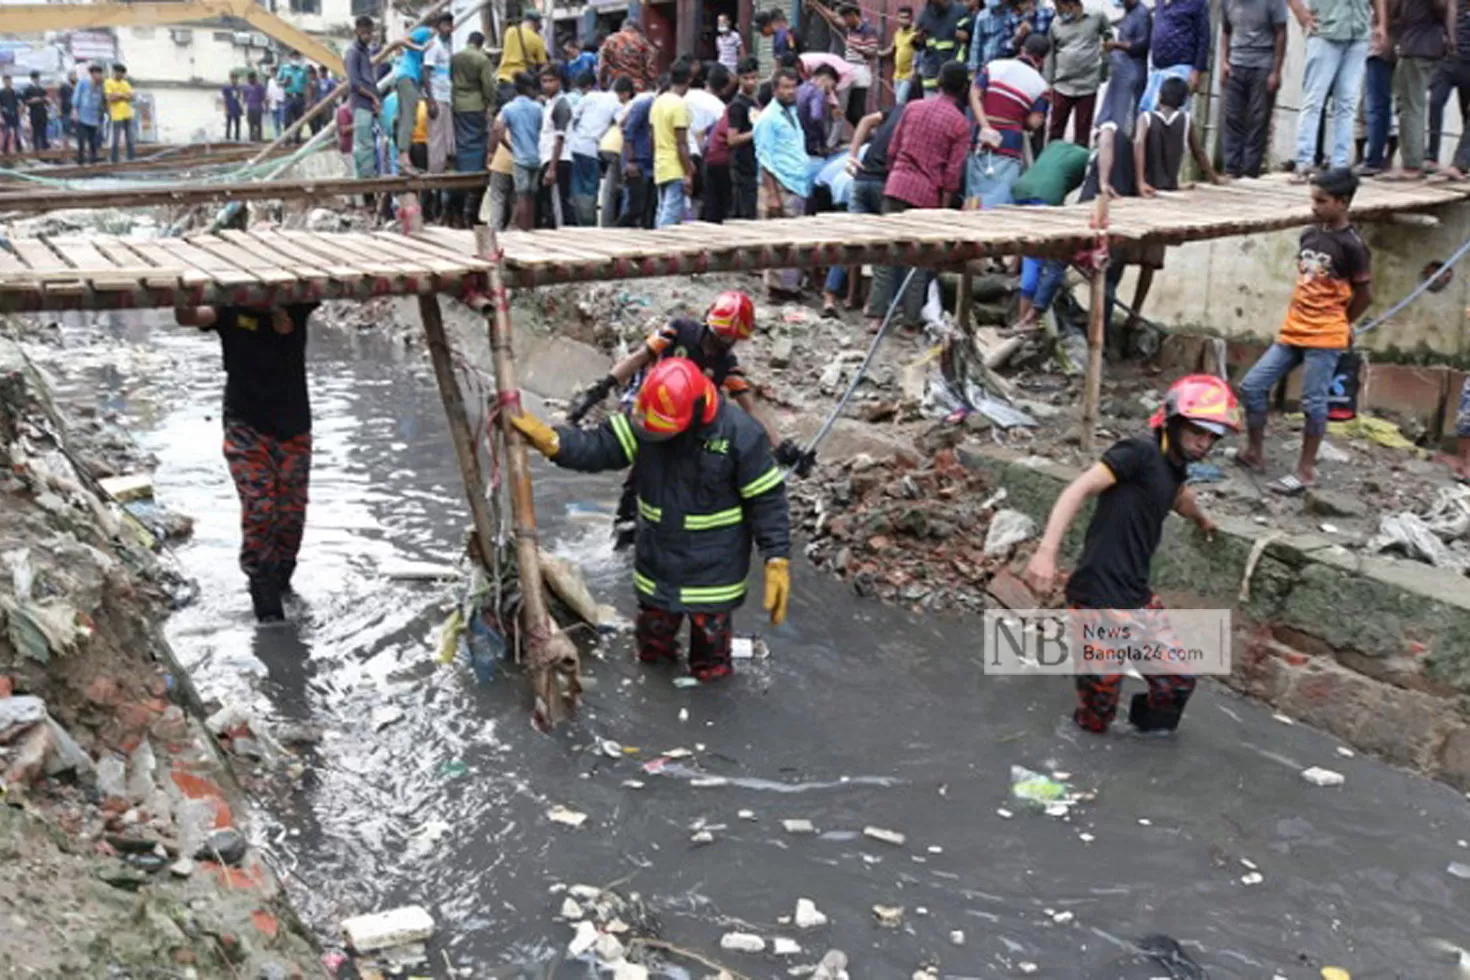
top-left (1267, 473), bottom-right (1311, 496)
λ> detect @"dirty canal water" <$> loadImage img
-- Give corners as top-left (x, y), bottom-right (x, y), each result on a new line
top-left (38, 311), bottom-right (1470, 979)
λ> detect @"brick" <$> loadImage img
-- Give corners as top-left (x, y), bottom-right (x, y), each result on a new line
top-left (1350, 686), bottom-right (1453, 768)
top-left (0, 676), bottom-right (12, 698)
top-left (251, 909), bottom-right (280, 940)
top-left (1279, 660), bottom-right (1379, 733)
top-left (85, 676), bottom-right (121, 707)
top-left (986, 568), bottom-right (1037, 610)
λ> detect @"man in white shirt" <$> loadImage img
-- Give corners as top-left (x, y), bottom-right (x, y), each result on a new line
top-left (424, 13), bottom-right (456, 174)
top-left (569, 72), bottom-right (632, 225)
top-left (538, 65), bottom-right (576, 226)
top-left (683, 62), bottom-right (729, 216)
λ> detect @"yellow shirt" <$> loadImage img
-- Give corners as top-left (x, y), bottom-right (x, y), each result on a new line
top-left (104, 78), bottom-right (134, 122)
top-left (893, 27), bottom-right (917, 81)
top-left (490, 141), bottom-right (514, 175)
top-left (497, 25), bottom-right (548, 82)
top-left (650, 92), bottom-right (690, 186)
top-left (599, 122), bottom-right (623, 156)
top-left (411, 99), bottom-right (429, 144)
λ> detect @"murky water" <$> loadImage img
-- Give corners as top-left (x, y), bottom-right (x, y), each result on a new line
top-left (40, 311), bottom-right (1470, 978)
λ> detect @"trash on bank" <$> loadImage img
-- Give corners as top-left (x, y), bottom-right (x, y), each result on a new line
top-left (983, 509), bottom-right (1038, 557)
top-left (863, 826), bottom-right (907, 846)
top-left (1366, 512), bottom-right (1469, 569)
top-left (1326, 414), bottom-right (1417, 451)
top-left (1301, 766), bottom-right (1345, 787)
top-left (730, 636), bottom-right (769, 660)
top-left (1011, 765), bottom-right (1071, 804)
top-left (340, 906), bottom-right (436, 953)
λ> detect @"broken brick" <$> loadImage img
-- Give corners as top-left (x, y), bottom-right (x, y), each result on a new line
top-left (251, 909), bottom-right (281, 940)
top-left (986, 569), bottom-right (1037, 610)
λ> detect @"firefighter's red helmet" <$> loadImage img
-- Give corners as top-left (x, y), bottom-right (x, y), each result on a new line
top-left (632, 357), bottom-right (719, 441)
top-left (1148, 374), bottom-right (1243, 436)
top-left (706, 290), bottom-right (756, 343)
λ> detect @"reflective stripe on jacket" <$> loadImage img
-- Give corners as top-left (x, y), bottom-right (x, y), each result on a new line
top-left (552, 400), bottom-right (790, 613)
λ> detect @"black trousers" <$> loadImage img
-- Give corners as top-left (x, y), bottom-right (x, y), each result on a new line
top-left (730, 172), bottom-right (758, 220)
top-left (247, 109), bottom-right (263, 141)
top-left (702, 161), bottom-right (732, 223)
top-left (75, 122), bottom-right (101, 164)
top-left (1429, 57), bottom-right (1470, 165)
top-left (29, 110), bottom-right (49, 150)
top-left (620, 172), bottom-right (656, 228)
top-left (1223, 64), bottom-right (1274, 177)
top-left (536, 159), bottom-right (575, 227)
top-left (225, 113), bottom-right (242, 140)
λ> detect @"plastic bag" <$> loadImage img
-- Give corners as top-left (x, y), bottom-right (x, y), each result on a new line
top-left (1011, 765), bottom-right (1071, 804)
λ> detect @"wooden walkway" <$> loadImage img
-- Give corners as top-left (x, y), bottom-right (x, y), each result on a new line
top-left (0, 173), bottom-right (487, 214)
top-left (0, 177), bottom-right (1466, 312)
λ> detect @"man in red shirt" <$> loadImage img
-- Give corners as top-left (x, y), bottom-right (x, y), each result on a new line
top-left (872, 59), bottom-right (972, 325)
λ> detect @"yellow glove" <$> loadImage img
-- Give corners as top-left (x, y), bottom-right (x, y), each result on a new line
top-left (763, 558), bottom-right (790, 626)
top-left (509, 411), bottom-right (560, 458)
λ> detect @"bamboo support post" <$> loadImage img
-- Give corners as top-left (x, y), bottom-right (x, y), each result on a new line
top-left (1079, 191), bottom-right (1110, 454)
top-left (468, 225), bottom-right (580, 729)
top-left (956, 265), bottom-right (974, 334)
top-left (418, 293), bottom-right (498, 566)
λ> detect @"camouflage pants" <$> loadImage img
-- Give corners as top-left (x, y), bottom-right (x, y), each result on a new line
top-left (635, 604), bottom-right (733, 681)
top-left (223, 421), bottom-right (311, 580)
top-left (1073, 594), bottom-right (1197, 732)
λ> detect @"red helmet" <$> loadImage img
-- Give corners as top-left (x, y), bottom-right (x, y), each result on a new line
top-left (632, 358), bottom-right (719, 441)
top-left (706, 290), bottom-right (756, 344)
top-left (1149, 374), bottom-right (1242, 436)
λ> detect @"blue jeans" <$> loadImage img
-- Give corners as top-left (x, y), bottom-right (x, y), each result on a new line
top-left (109, 117), bottom-right (134, 162)
top-left (1238, 342), bottom-right (1343, 436)
top-left (1139, 64), bottom-right (1194, 113)
top-left (965, 151), bottom-right (1023, 208)
top-left (1032, 259), bottom-right (1070, 312)
top-left (894, 78), bottom-right (913, 106)
top-left (1295, 36), bottom-right (1369, 169)
top-left (655, 179), bottom-right (686, 228)
top-left (1362, 55), bottom-right (1394, 169)
top-left (824, 265), bottom-right (847, 294)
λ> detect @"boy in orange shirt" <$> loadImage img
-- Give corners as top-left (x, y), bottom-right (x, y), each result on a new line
top-left (1235, 168), bottom-right (1372, 495)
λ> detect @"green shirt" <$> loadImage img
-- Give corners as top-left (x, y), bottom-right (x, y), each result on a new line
top-left (450, 46), bottom-right (497, 113)
top-left (1306, 0), bottom-right (1371, 42)
top-left (1011, 141), bottom-right (1091, 205)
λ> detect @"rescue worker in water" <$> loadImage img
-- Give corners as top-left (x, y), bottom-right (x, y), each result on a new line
top-left (510, 357), bottom-right (791, 680)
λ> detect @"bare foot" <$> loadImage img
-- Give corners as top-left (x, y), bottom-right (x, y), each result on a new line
top-left (1234, 449), bottom-right (1265, 471)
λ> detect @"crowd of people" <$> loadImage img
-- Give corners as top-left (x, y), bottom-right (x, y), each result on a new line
top-left (219, 53), bottom-right (342, 144)
top-left (0, 63), bottom-right (136, 164)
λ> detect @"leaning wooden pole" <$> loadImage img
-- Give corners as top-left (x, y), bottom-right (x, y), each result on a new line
top-left (1079, 190), bottom-right (1110, 454)
top-left (419, 294), bottom-right (498, 566)
top-left (467, 225), bottom-right (580, 729)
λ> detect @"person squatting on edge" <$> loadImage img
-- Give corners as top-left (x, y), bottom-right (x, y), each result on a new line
top-left (1023, 375), bottom-right (1242, 734)
top-left (509, 357), bottom-right (792, 681)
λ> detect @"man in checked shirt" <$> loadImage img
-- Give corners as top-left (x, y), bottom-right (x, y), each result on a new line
top-left (870, 60), bottom-right (973, 327)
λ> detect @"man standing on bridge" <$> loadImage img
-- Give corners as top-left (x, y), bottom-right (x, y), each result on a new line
top-left (176, 304), bottom-right (319, 623)
top-left (510, 358), bottom-right (792, 682)
top-left (1025, 375), bottom-right (1240, 733)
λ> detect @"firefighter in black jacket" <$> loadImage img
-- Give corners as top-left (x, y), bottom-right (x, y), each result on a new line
top-left (511, 357), bottom-right (791, 681)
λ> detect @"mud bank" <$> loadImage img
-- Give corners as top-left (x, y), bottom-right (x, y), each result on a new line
top-left (0, 327), bottom-right (318, 978)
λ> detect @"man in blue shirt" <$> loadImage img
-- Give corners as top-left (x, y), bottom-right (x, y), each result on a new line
top-left (346, 15), bottom-right (381, 179)
top-left (620, 85), bottom-right (658, 228)
top-left (492, 71), bottom-right (544, 230)
top-left (73, 63), bottom-right (105, 164)
top-left (395, 23), bottom-right (435, 172)
top-left (276, 52), bottom-right (309, 142)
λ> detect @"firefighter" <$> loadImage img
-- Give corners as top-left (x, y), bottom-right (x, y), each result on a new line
top-left (511, 357), bottom-right (791, 680)
top-left (566, 289), bottom-right (811, 546)
top-left (1024, 374), bottom-right (1240, 733)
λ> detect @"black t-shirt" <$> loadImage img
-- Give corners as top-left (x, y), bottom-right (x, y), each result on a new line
top-left (22, 84), bottom-right (46, 120)
top-left (645, 316), bottom-right (745, 392)
top-left (216, 304), bottom-right (316, 439)
top-left (857, 106), bottom-right (900, 182)
top-left (1079, 123), bottom-right (1139, 202)
top-left (0, 89), bottom-right (18, 121)
top-left (727, 92), bottom-right (757, 179)
top-left (59, 82), bottom-right (73, 116)
top-left (1065, 436), bottom-right (1186, 609)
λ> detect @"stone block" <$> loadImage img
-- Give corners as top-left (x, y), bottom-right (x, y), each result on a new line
top-left (1362, 363), bottom-right (1450, 431)
top-left (1278, 659), bottom-right (1379, 734)
top-left (1435, 726), bottom-right (1470, 789)
top-left (1349, 685), bottom-right (1455, 769)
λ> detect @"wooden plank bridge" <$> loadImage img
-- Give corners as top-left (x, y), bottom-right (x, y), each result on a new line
top-left (0, 176), bottom-right (1466, 313)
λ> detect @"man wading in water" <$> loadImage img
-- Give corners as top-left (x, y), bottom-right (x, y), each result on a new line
top-left (177, 304), bottom-right (317, 622)
top-left (1023, 375), bottom-right (1240, 733)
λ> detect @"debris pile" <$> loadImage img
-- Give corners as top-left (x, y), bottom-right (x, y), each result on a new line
top-left (791, 447), bottom-right (1024, 611)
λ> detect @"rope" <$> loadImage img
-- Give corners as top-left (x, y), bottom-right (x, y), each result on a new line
top-left (1353, 231), bottom-right (1470, 337)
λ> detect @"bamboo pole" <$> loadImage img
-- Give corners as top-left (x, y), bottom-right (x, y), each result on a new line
top-left (418, 293), bottom-right (499, 566)
top-left (244, 0), bottom-right (460, 167)
top-left (956, 265), bottom-right (974, 335)
top-left (1079, 189), bottom-right (1110, 454)
top-left (467, 224), bottom-right (580, 729)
